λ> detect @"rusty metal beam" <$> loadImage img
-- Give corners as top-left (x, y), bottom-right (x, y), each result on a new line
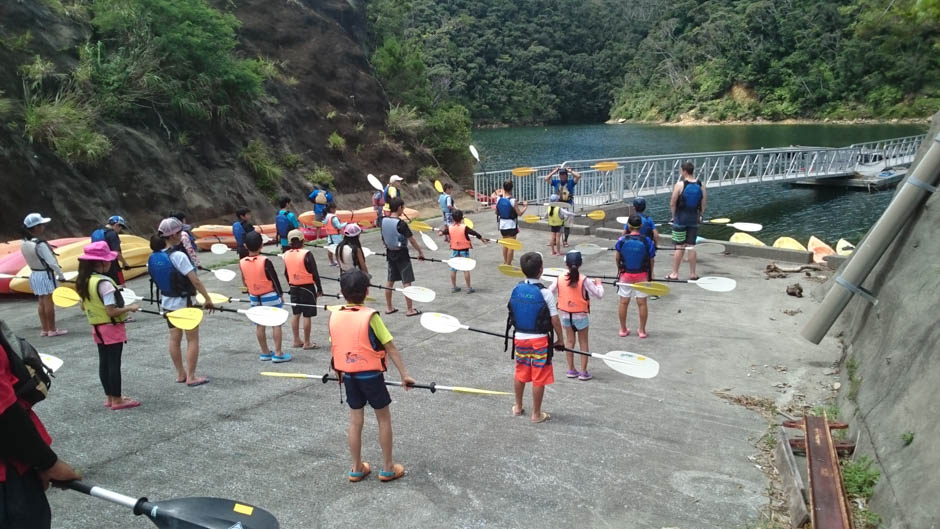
top-left (805, 414), bottom-right (853, 529)
top-left (789, 437), bottom-right (856, 456)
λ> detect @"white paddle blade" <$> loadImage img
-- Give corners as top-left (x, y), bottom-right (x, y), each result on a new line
top-left (243, 306), bottom-right (289, 326)
top-left (212, 268), bottom-right (237, 282)
top-left (62, 271), bottom-right (78, 281)
top-left (210, 243), bottom-right (229, 255)
top-left (362, 247), bottom-right (375, 258)
top-left (601, 351), bottom-right (660, 379)
top-left (367, 173), bottom-right (384, 191)
top-left (692, 276), bottom-right (737, 292)
top-left (445, 257), bottom-right (476, 271)
top-left (420, 312), bottom-right (462, 333)
top-left (401, 285), bottom-right (436, 303)
top-left (542, 267), bottom-right (567, 277)
top-left (261, 234), bottom-right (273, 244)
top-left (730, 222), bottom-right (763, 233)
top-left (469, 145), bottom-right (480, 161)
top-left (40, 354), bottom-right (63, 373)
top-left (616, 216), bottom-right (629, 225)
top-left (420, 231), bottom-right (438, 251)
top-left (574, 243), bottom-right (607, 256)
top-left (688, 242), bottom-right (725, 255)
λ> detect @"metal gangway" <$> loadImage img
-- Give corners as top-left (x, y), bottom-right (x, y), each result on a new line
top-left (472, 134), bottom-right (926, 210)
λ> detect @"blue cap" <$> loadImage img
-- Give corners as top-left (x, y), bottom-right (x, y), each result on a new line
top-left (632, 197), bottom-right (647, 212)
top-left (565, 250), bottom-right (582, 267)
top-left (108, 215), bottom-right (127, 227)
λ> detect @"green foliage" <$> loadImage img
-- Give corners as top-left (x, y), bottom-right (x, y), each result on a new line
top-left (901, 431), bottom-right (914, 446)
top-left (240, 140), bottom-right (281, 197)
top-left (0, 92), bottom-right (14, 118)
top-left (355, 121), bottom-right (365, 132)
top-left (24, 96), bottom-right (112, 163)
top-left (387, 104), bottom-right (424, 135)
top-left (371, 36), bottom-right (432, 111)
top-left (18, 56), bottom-right (57, 91)
top-left (424, 104), bottom-right (471, 153)
top-left (847, 356), bottom-right (861, 401)
top-left (279, 152), bottom-right (303, 170)
top-left (327, 131), bottom-right (346, 151)
top-left (0, 31), bottom-right (33, 52)
top-left (326, 110), bottom-right (337, 120)
top-left (417, 165), bottom-right (441, 181)
top-left (305, 165), bottom-right (334, 187)
top-left (812, 404), bottom-right (841, 420)
top-left (842, 456), bottom-right (880, 500)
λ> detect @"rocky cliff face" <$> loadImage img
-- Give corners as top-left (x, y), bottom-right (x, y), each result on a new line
top-left (0, 0), bottom-right (440, 238)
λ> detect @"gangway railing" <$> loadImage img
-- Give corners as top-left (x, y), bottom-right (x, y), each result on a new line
top-left (472, 134), bottom-right (926, 211)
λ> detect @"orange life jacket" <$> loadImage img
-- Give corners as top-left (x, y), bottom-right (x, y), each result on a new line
top-left (283, 248), bottom-right (314, 286)
top-left (448, 224), bottom-right (472, 250)
top-left (239, 255), bottom-right (274, 296)
top-left (324, 213), bottom-right (341, 235)
top-left (329, 306), bottom-right (386, 373)
top-left (557, 273), bottom-right (590, 313)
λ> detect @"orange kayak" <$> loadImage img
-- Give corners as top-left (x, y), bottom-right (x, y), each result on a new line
top-left (298, 207), bottom-right (416, 228)
top-left (0, 238), bottom-right (87, 294)
top-left (191, 224), bottom-right (278, 238)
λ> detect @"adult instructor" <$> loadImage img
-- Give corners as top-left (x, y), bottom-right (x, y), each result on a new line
top-left (668, 161), bottom-right (706, 280)
top-left (545, 167), bottom-right (581, 247)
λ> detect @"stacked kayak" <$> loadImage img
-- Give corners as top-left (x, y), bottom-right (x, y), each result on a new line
top-left (0, 238), bottom-right (86, 294)
top-left (730, 232), bottom-right (765, 246)
top-left (807, 236), bottom-right (836, 264)
top-left (8, 235), bottom-right (152, 294)
top-left (836, 239), bottom-right (855, 256)
top-left (297, 207), bottom-right (414, 228)
top-left (193, 227), bottom-right (321, 250)
top-left (0, 240), bottom-right (24, 258)
top-left (772, 237), bottom-right (807, 251)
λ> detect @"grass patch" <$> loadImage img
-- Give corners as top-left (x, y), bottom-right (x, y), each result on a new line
top-left (207, 257), bottom-right (239, 269)
top-left (24, 96), bottom-right (112, 163)
top-left (812, 404), bottom-right (840, 420)
top-left (304, 165), bottom-right (334, 188)
top-left (901, 431), bottom-right (914, 446)
top-left (326, 109), bottom-right (336, 120)
top-left (0, 92), bottom-right (15, 118)
top-left (355, 121), bottom-right (365, 132)
top-left (327, 131), bottom-right (346, 151)
top-left (842, 456), bottom-right (879, 499)
top-left (240, 140), bottom-right (281, 198)
top-left (418, 165), bottom-right (442, 181)
top-left (847, 356), bottom-right (861, 401)
top-left (279, 152), bottom-right (303, 170)
top-left (387, 104), bottom-right (424, 135)
top-left (0, 31), bottom-right (33, 52)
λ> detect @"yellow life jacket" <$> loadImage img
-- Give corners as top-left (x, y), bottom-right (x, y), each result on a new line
top-left (84, 274), bottom-right (126, 325)
top-left (548, 206), bottom-right (565, 227)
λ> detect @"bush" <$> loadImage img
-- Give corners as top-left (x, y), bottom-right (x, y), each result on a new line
top-left (305, 165), bottom-right (334, 188)
top-left (424, 103), bottom-right (471, 153)
top-left (387, 104), bottom-right (424, 135)
top-left (24, 96), bottom-right (112, 163)
top-left (279, 152), bottom-right (303, 170)
top-left (0, 92), bottom-right (14, 118)
top-left (0, 31), bottom-right (33, 52)
top-left (417, 165), bottom-right (441, 181)
top-left (240, 140), bottom-right (281, 197)
top-left (327, 131), bottom-right (346, 151)
top-left (842, 456), bottom-right (880, 500)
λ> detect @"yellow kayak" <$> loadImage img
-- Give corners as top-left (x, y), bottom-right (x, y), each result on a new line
top-left (730, 232), bottom-right (765, 246)
top-left (772, 237), bottom-right (807, 251)
top-left (807, 235), bottom-right (835, 264)
top-left (836, 239), bottom-right (855, 256)
top-left (11, 235), bottom-right (152, 294)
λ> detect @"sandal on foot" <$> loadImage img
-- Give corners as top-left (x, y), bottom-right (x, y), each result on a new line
top-left (47, 329), bottom-right (68, 337)
top-left (348, 462), bottom-right (371, 482)
top-left (466, 287), bottom-right (475, 294)
top-left (638, 331), bottom-right (648, 339)
top-left (379, 463), bottom-right (405, 482)
top-left (259, 351), bottom-right (273, 361)
top-left (405, 309), bottom-right (422, 317)
top-left (291, 342), bottom-right (304, 348)
top-left (512, 405), bottom-right (525, 416)
top-left (111, 399), bottom-right (141, 411)
top-left (665, 273), bottom-right (679, 280)
top-left (451, 286), bottom-right (462, 293)
top-left (303, 343), bottom-right (320, 350)
top-left (272, 353), bottom-right (293, 363)
top-left (565, 369), bottom-right (579, 378)
top-left (385, 308), bottom-right (399, 315)
top-left (531, 411), bottom-right (551, 424)
top-left (619, 328), bottom-right (630, 337)
top-left (186, 377), bottom-right (210, 387)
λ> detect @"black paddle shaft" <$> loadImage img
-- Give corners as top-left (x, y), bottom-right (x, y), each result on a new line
top-left (321, 374), bottom-right (437, 392)
top-left (321, 276), bottom-right (397, 292)
top-left (459, 325), bottom-right (592, 358)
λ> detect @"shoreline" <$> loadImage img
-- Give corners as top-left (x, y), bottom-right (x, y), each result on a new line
top-left (607, 117), bottom-right (932, 127)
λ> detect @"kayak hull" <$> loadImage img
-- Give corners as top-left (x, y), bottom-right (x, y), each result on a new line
top-left (807, 235), bottom-right (835, 264)
top-left (772, 237), bottom-right (807, 252)
top-left (730, 232), bottom-right (765, 246)
top-left (836, 238), bottom-right (855, 256)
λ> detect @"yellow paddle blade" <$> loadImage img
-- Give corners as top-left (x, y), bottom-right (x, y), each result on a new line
top-left (388, 186), bottom-right (398, 198)
top-left (631, 282), bottom-right (670, 296)
top-left (498, 264), bottom-right (525, 278)
top-left (325, 304), bottom-right (344, 312)
top-left (449, 386), bottom-right (513, 396)
top-left (522, 214), bottom-right (541, 223)
top-left (464, 218), bottom-right (474, 229)
top-left (708, 218), bottom-right (731, 224)
top-left (434, 180), bottom-right (444, 193)
top-left (260, 372), bottom-right (316, 379)
top-left (309, 220), bottom-right (324, 228)
top-left (195, 292), bottom-right (231, 305)
top-left (165, 308), bottom-right (204, 330)
top-left (591, 161), bottom-right (619, 172)
top-left (383, 203), bottom-right (390, 211)
top-left (52, 287), bottom-right (81, 307)
top-left (586, 210), bottom-right (606, 220)
top-left (498, 238), bottom-right (523, 251)
top-left (409, 220), bottom-right (432, 232)
top-left (511, 166), bottom-right (535, 177)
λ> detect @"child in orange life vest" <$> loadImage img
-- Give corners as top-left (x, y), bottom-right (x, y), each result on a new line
top-left (239, 232), bottom-right (290, 362)
top-left (283, 229), bottom-right (324, 350)
top-left (324, 203), bottom-right (346, 267)
top-left (440, 209), bottom-right (489, 293)
top-left (548, 251), bottom-right (604, 381)
top-left (330, 269), bottom-right (415, 483)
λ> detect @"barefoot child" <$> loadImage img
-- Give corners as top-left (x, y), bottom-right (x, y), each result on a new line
top-left (549, 251), bottom-right (603, 381)
top-left (283, 230), bottom-right (324, 350)
top-left (442, 210), bottom-right (488, 293)
top-left (506, 252), bottom-right (564, 423)
top-left (330, 269), bottom-right (416, 482)
top-left (76, 241), bottom-right (142, 410)
top-left (240, 232), bottom-right (289, 363)
top-left (615, 215), bottom-right (656, 339)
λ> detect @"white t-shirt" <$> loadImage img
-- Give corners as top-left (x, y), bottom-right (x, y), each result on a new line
top-left (338, 245), bottom-right (355, 272)
top-left (498, 198), bottom-right (518, 230)
top-left (515, 278), bottom-right (558, 339)
top-left (98, 278), bottom-right (118, 306)
top-left (160, 250), bottom-right (196, 311)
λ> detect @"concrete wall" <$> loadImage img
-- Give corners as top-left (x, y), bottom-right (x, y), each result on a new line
top-left (832, 113), bottom-right (940, 528)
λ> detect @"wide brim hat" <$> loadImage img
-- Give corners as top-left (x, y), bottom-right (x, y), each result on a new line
top-left (78, 241), bottom-right (118, 262)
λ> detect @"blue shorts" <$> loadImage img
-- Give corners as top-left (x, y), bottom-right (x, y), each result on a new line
top-left (249, 291), bottom-right (283, 326)
top-left (450, 249), bottom-right (469, 271)
top-left (560, 312), bottom-right (590, 331)
top-left (343, 372), bottom-right (391, 410)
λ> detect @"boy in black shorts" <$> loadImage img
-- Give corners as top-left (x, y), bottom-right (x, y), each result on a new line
top-left (282, 230), bottom-right (323, 349)
top-left (330, 269), bottom-right (416, 483)
top-left (379, 198), bottom-right (425, 316)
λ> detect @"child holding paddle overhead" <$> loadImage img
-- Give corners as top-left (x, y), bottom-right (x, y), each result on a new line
top-left (615, 215), bottom-right (656, 339)
top-left (549, 251), bottom-right (603, 381)
top-left (495, 181), bottom-right (528, 266)
top-left (330, 269), bottom-right (415, 483)
top-left (442, 209), bottom-right (488, 293)
top-left (507, 252), bottom-right (564, 423)
top-left (240, 232), bottom-right (289, 363)
top-left (283, 229), bottom-right (324, 350)
top-left (75, 241), bottom-right (142, 410)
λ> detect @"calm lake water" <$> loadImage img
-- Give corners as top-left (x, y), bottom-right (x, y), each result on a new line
top-left (472, 123), bottom-right (928, 245)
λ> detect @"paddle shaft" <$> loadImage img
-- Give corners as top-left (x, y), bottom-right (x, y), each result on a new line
top-left (453, 323), bottom-right (608, 362)
top-left (321, 374), bottom-right (437, 392)
top-left (321, 276), bottom-right (398, 292)
top-left (372, 252), bottom-right (444, 264)
top-left (60, 481), bottom-right (152, 514)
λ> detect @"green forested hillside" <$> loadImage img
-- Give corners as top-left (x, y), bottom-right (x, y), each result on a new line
top-left (366, 0), bottom-right (938, 124)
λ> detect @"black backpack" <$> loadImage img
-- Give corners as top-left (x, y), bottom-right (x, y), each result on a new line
top-left (0, 320), bottom-right (53, 405)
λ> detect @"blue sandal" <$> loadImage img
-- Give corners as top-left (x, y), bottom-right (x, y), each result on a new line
top-left (348, 462), bottom-right (371, 482)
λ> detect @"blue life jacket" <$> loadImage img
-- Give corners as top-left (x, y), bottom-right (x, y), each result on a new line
top-left (505, 281), bottom-right (554, 358)
top-left (553, 179), bottom-right (576, 203)
top-left (496, 197), bottom-right (516, 220)
top-left (90, 227), bottom-right (109, 243)
top-left (677, 180), bottom-right (703, 211)
top-left (275, 210), bottom-right (291, 239)
top-left (381, 217), bottom-right (407, 251)
top-left (618, 235), bottom-right (651, 274)
top-left (639, 214), bottom-right (656, 238)
top-left (147, 248), bottom-right (195, 298)
top-left (438, 193), bottom-right (451, 215)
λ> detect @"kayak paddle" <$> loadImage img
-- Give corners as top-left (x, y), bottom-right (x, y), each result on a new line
top-left (320, 276), bottom-right (436, 303)
top-left (573, 242), bottom-right (725, 256)
top-left (497, 264), bottom-right (526, 278)
top-left (701, 219), bottom-right (763, 232)
top-left (598, 279), bottom-right (670, 297)
top-left (419, 231), bottom-right (438, 251)
top-left (59, 480), bottom-right (279, 529)
top-left (511, 166), bottom-right (535, 177)
top-left (261, 372), bottom-right (512, 396)
top-left (39, 353), bottom-right (63, 373)
top-left (0, 271), bottom-right (77, 282)
top-left (434, 180), bottom-right (444, 193)
top-left (496, 238), bottom-right (523, 251)
top-left (197, 266), bottom-right (237, 282)
top-left (367, 173), bottom-right (383, 192)
top-left (409, 220), bottom-right (432, 232)
top-left (209, 243), bottom-right (279, 257)
top-left (591, 161), bottom-right (619, 171)
top-left (367, 251), bottom-right (476, 271)
top-left (522, 210), bottom-right (605, 223)
top-left (51, 287), bottom-right (204, 330)
top-left (657, 276), bottom-right (737, 292)
top-left (419, 312), bottom-right (659, 379)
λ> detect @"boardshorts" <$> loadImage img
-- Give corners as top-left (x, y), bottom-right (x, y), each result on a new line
top-left (513, 335), bottom-right (554, 387)
top-left (288, 284), bottom-right (317, 317)
top-left (344, 372), bottom-right (391, 410)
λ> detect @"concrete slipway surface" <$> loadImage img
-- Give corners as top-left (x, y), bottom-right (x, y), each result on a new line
top-left (0, 211), bottom-right (843, 529)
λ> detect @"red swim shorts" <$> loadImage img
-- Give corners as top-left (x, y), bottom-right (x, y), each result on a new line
top-left (513, 335), bottom-right (554, 387)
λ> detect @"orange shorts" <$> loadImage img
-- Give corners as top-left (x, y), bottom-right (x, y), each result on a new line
top-left (513, 336), bottom-right (554, 387)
